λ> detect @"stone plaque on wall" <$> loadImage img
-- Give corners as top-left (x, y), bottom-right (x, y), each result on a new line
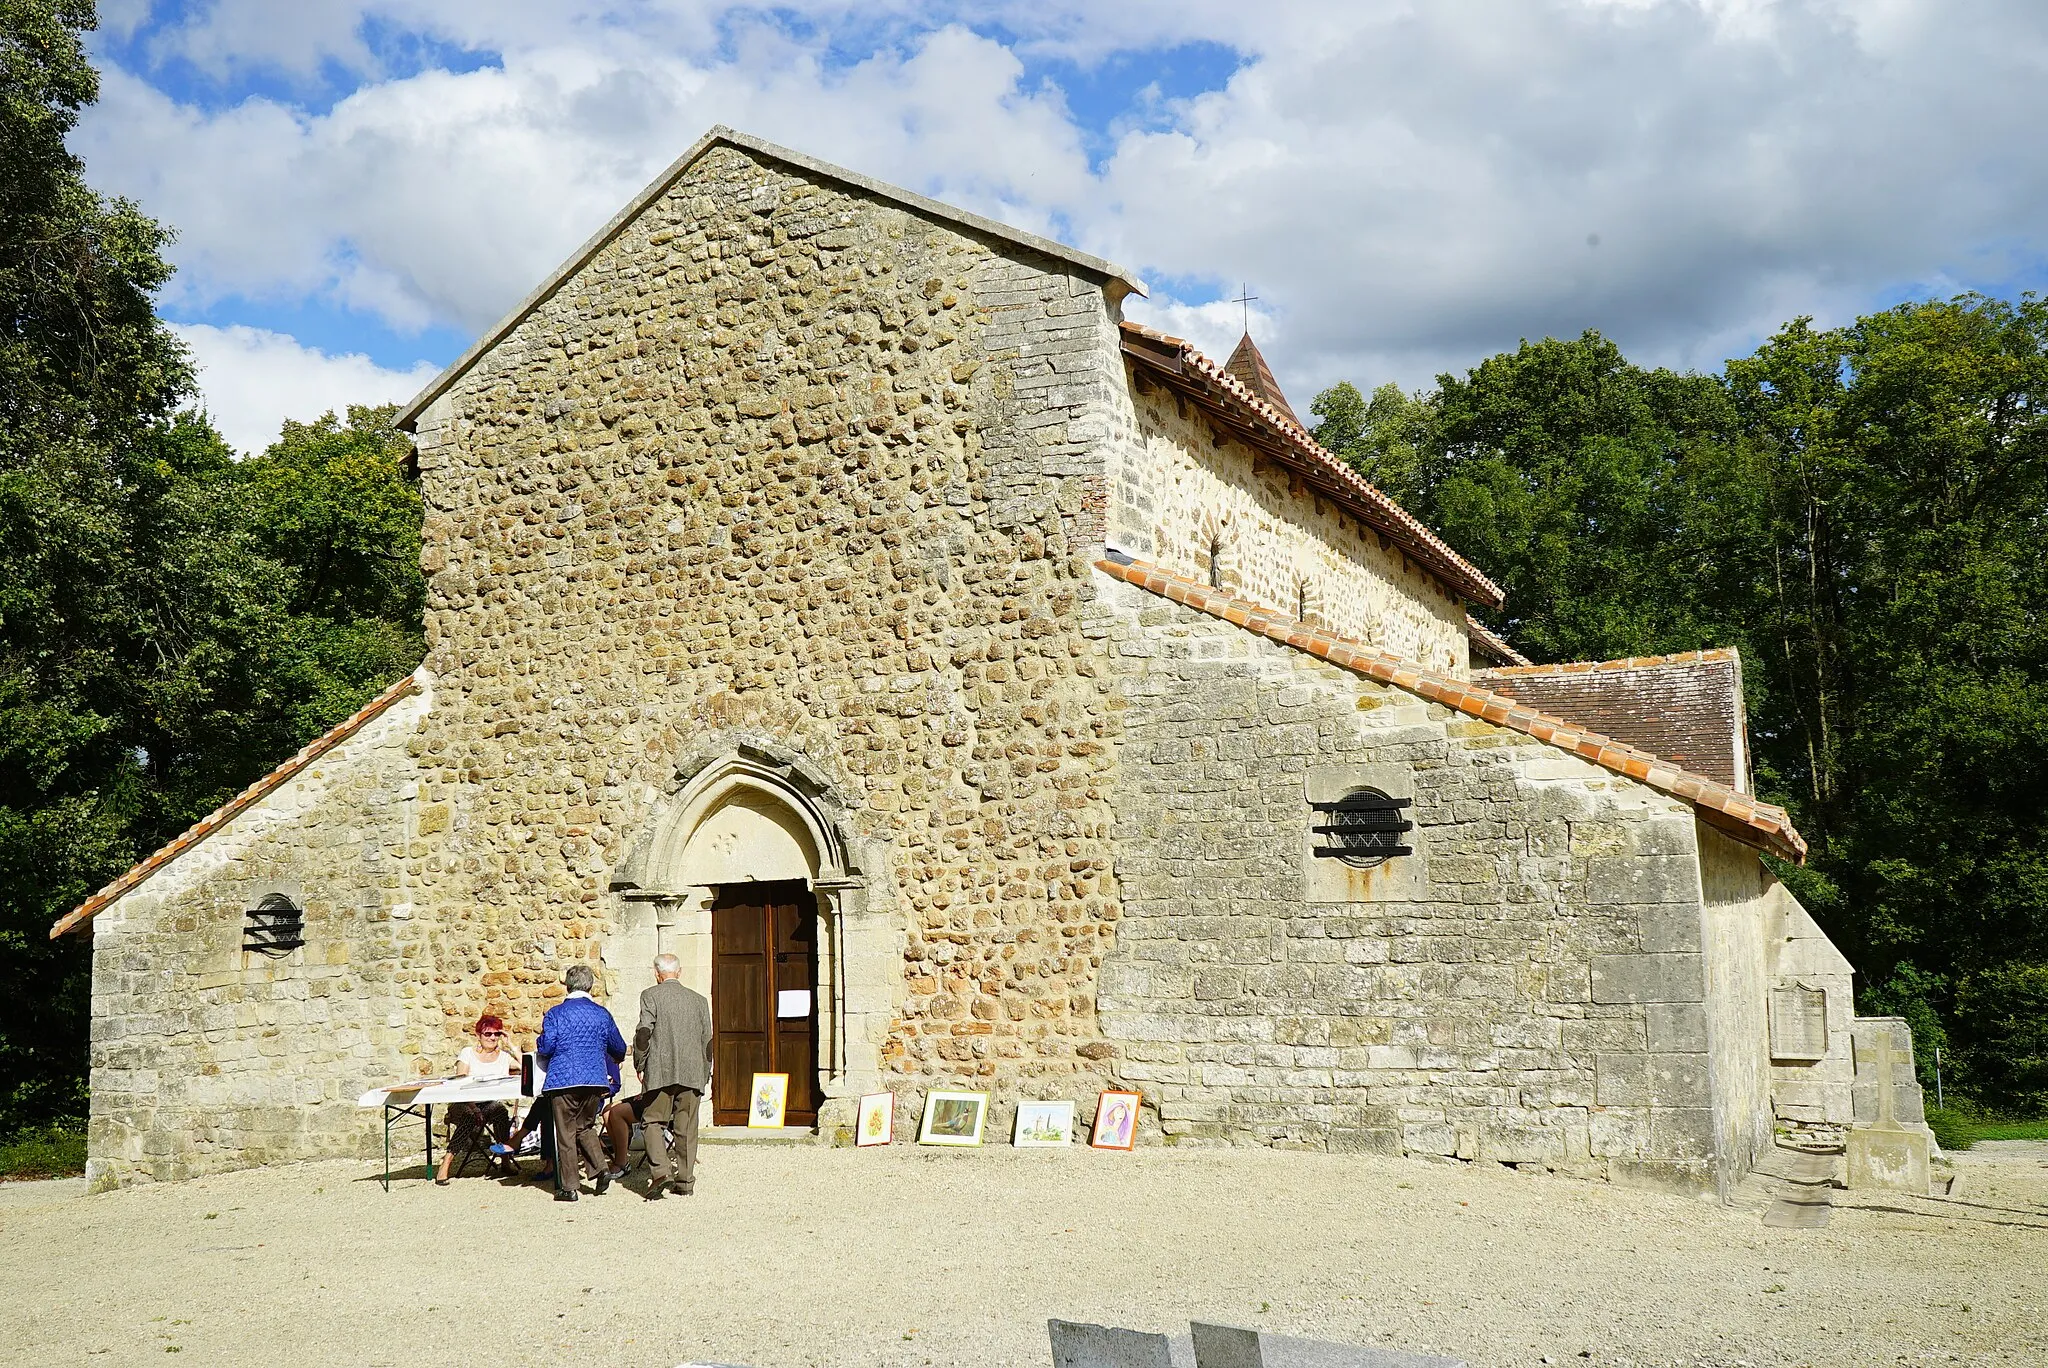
top-left (1769, 984), bottom-right (1829, 1062)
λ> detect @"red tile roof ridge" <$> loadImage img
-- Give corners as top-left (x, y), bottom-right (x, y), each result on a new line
top-left (48, 672), bottom-right (427, 938)
top-left (1118, 321), bottom-right (1506, 611)
top-left (1476, 647), bottom-right (1739, 677)
top-left (1095, 556), bottom-right (1805, 863)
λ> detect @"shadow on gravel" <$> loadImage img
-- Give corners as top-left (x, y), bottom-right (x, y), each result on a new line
top-left (1846, 1201), bottom-right (2048, 1231)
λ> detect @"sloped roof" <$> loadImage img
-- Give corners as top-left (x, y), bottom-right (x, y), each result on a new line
top-left (49, 673), bottom-right (424, 938)
top-left (1466, 614), bottom-right (1532, 668)
top-left (1119, 321), bottom-right (1506, 610)
top-left (394, 126), bottom-right (1145, 432)
top-left (1478, 649), bottom-right (1749, 793)
top-left (1096, 554), bottom-right (1803, 862)
top-left (1223, 332), bottom-right (1304, 427)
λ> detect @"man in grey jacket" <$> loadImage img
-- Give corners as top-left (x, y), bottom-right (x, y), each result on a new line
top-left (619, 952), bottom-right (712, 1199)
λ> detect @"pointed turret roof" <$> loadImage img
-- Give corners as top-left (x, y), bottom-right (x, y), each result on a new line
top-left (1222, 332), bottom-right (1302, 428)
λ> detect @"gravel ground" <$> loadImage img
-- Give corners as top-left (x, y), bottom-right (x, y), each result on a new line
top-left (1, 1140), bottom-right (2042, 1368)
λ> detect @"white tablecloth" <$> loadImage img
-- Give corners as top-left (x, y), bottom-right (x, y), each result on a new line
top-left (357, 1077), bottom-right (524, 1108)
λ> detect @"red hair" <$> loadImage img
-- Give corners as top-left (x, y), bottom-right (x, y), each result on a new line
top-left (475, 1013), bottom-right (505, 1035)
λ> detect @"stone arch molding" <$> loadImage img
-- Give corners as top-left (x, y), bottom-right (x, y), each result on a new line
top-left (612, 734), bottom-right (861, 895)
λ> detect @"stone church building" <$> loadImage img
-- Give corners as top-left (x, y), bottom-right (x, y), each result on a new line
top-left (58, 127), bottom-right (1919, 1195)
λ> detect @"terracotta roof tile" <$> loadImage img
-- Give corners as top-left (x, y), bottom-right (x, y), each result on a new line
top-left (1096, 555), bottom-right (1805, 863)
top-left (49, 673), bottom-right (425, 938)
top-left (1477, 649), bottom-right (1749, 792)
top-left (1118, 321), bottom-right (1505, 610)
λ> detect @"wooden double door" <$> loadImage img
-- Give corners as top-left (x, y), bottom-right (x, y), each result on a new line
top-left (710, 880), bottom-right (821, 1126)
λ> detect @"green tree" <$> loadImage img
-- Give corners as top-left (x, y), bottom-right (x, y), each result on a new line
top-left (234, 405), bottom-right (426, 749)
top-left (1309, 380), bottom-right (1433, 507)
top-left (1733, 299), bottom-right (2048, 1097)
top-left (1407, 331), bottom-right (1751, 664)
top-left (111, 405), bottom-right (426, 841)
top-left (1954, 964), bottom-right (2048, 1114)
top-left (1, 0), bottom-right (198, 1128)
top-left (0, 1), bottom-right (426, 1132)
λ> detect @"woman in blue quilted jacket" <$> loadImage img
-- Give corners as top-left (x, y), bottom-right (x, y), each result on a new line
top-left (533, 963), bottom-right (627, 1202)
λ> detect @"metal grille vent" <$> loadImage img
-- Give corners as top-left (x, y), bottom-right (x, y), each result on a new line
top-left (243, 893), bottom-right (305, 957)
top-left (1311, 789), bottom-right (1413, 868)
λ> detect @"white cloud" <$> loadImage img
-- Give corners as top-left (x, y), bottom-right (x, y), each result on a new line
top-left (79, 23), bottom-right (1094, 337)
top-left (77, 0), bottom-right (2048, 416)
top-left (1096, 0), bottom-right (2048, 396)
top-left (170, 323), bottom-right (437, 455)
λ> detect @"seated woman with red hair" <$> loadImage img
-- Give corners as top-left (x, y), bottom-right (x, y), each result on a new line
top-left (434, 1013), bottom-right (521, 1185)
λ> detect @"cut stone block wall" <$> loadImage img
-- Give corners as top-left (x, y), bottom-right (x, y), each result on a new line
top-left (1093, 576), bottom-right (1728, 1191)
top-left (1105, 385), bottom-right (1471, 675)
top-left (83, 683), bottom-right (431, 1188)
top-left (1695, 822), bottom-right (1777, 1193)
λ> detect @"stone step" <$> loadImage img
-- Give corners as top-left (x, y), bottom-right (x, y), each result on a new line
top-left (1752, 1140), bottom-right (1838, 1227)
top-left (701, 1125), bottom-right (819, 1144)
top-left (1752, 1144), bottom-right (1841, 1186)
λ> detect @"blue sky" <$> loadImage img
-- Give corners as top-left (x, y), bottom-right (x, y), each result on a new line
top-left (72, 0), bottom-right (2048, 453)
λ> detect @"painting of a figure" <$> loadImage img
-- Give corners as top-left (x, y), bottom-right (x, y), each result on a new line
top-left (1091, 1090), bottom-right (1140, 1150)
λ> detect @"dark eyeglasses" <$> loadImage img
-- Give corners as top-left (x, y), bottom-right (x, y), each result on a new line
top-left (480, 1030), bottom-right (506, 1038)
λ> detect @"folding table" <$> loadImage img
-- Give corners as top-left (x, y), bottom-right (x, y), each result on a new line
top-left (356, 1076), bottom-right (527, 1190)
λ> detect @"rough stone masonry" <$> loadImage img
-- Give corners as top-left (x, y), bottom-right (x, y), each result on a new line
top-left (63, 127), bottom-right (1923, 1196)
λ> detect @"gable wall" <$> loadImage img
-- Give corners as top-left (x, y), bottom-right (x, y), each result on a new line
top-left (1106, 385), bottom-right (1472, 674)
top-left (1094, 576), bottom-right (1727, 1191)
top-left (83, 686), bottom-right (430, 1187)
top-left (400, 144), bottom-right (1135, 1123)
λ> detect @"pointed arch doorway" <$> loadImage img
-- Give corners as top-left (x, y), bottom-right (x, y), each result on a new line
top-left (609, 745), bottom-right (884, 1134)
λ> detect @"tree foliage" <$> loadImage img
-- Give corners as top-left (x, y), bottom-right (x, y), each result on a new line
top-left (1314, 299), bottom-right (2048, 1113)
top-left (0, 1), bottom-right (423, 1133)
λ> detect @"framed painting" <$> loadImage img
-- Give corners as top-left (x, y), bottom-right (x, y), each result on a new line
top-left (917, 1090), bottom-right (989, 1147)
top-left (1013, 1100), bottom-right (1075, 1148)
top-left (747, 1072), bottom-right (790, 1129)
top-left (856, 1091), bottom-right (895, 1147)
top-left (1090, 1089), bottom-right (1140, 1150)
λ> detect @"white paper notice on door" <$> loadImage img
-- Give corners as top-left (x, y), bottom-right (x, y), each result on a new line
top-left (776, 989), bottom-right (812, 1019)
